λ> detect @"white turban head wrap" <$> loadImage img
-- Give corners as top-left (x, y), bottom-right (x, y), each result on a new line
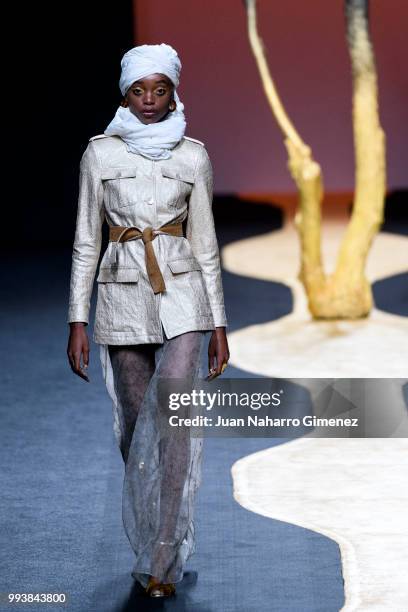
top-left (119, 43), bottom-right (181, 95)
top-left (104, 43), bottom-right (186, 160)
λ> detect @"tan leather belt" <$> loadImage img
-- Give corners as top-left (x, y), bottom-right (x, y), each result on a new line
top-left (108, 223), bottom-right (184, 294)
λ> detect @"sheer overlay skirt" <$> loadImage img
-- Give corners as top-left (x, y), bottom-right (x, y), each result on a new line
top-left (99, 329), bottom-right (206, 588)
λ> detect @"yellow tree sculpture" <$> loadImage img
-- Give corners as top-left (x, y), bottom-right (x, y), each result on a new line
top-left (245, 0), bottom-right (386, 318)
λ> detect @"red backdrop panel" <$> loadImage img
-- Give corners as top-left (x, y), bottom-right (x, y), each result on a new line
top-left (134, 0), bottom-right (407, 193)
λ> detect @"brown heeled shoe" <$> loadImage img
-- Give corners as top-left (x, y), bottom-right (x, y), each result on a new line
top-left (145, 576), bottom-right (176, 598)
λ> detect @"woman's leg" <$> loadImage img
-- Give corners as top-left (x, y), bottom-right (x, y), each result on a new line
top-left (150, 330), bottom-right (206, 581)
top-left (119, 329), bottom-right (206, 587)
top-left (108, 343), bottom-right (156, 463)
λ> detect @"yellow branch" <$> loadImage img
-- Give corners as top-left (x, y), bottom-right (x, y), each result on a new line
top-left (244, 0), bottom-right (386, 319)
top-left (334, 3), bottom-right (386, 287)
top-left (246, 0), bottom-right (324, 285)
top-left (246, 1), bottom-right (306, 150)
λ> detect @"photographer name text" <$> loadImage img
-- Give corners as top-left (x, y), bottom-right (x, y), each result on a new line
top-left (168, 415), bottom-right (359, 428)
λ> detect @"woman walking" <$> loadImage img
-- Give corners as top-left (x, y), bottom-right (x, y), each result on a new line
top-left (66, 43), bottom-right (229, 598)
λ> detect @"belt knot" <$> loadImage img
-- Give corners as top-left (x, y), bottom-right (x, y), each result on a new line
top-left (108, 223), bottom-right (184, 294)
top-left (142, 226), bottom-right (154, 244)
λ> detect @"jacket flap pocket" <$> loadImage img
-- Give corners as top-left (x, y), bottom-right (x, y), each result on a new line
top-left (97, 267), bottom-right (140, 282)
top-left (101, 167), bottom-right (138, 180)
top-left (161, 166), bottom-right (195, 184)
top-left (167, 257), bottom-right (202, 274)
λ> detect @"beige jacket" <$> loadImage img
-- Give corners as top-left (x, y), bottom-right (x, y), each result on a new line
top-left (67, 134), bottom-right (228, 344)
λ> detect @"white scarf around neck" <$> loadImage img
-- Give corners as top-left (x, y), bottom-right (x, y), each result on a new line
top-left (104, 90), bottom-right (186, 160)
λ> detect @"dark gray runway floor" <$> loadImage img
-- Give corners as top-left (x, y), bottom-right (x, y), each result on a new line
top-left (1, 206), bottom-right (406, 610)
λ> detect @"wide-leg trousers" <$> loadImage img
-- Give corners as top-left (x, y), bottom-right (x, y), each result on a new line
top-left (104, 328), bottom-right (206, 588)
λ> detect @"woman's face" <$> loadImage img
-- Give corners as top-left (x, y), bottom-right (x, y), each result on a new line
top-left (122, 73), bottom-right (175, 124)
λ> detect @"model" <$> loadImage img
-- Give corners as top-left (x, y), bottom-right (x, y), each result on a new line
top-left (66, 43), bottom-right (229, 598)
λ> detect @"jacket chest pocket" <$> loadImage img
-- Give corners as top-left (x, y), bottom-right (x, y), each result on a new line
top-left (101, 167), bottom-right (143, 209)
top-left (160, 166), bottom-right (195, 209)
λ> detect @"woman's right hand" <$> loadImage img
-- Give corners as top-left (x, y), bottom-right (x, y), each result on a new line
top-left (67, 322), bottom-right (90, 382)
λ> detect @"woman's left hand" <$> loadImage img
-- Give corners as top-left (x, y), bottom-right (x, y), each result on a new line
top-left (208, 327), bottom-right (230, 379)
